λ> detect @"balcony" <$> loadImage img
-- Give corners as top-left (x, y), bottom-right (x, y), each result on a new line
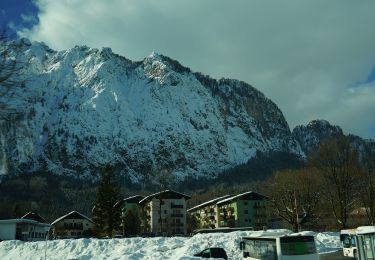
top-left (171, 204), bottom-right (184, 209)
top-left (207, 211), bottom-right (215, 217)
top-left (253, 204), bottom-right (266, 209)
top-left (226, 207), bottom-right (234, 213)
top-left (170, 222), bottom-right (184, 227)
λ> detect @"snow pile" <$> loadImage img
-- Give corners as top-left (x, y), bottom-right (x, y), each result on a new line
top-left (0, 230), bottom-right (341, 260)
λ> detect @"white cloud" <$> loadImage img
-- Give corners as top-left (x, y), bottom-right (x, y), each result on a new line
top-left (19, 0), bottom-right (375, 138)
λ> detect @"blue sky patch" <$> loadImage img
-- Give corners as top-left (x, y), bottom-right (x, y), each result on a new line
top-left (365, 66), bottom-right (375, 84)
top-left (0, 0), bottom-right (39, 34)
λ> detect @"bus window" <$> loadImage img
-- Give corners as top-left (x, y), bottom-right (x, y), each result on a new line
top-left (341, 235), bottom-right (351, 248)
top-left (363, 235), bottom-right (374, 259)
top-left (244, 238), bottom-right (277, 260)
top-left (280, 236), bottom-right (317, 256)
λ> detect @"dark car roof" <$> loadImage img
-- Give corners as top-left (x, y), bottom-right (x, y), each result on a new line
top-left (194, 247), bottom-right (228, 258)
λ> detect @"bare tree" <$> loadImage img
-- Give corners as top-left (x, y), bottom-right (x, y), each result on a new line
top-left (310, 136), bottom-right (363, 229)
top-left (359, 143), bottom-right (375, 225)
top-left (263, 168), bottom-right (323, 232)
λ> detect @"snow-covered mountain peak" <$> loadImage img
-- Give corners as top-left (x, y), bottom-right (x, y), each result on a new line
top-left (0, 39), bottom-right (304, 182)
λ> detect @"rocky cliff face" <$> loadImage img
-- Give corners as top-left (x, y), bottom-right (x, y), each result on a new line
top-left (1, 38), bottom-right (304, 182)
top-left (292, 120), bottom-right (344, 155)
top-left (292, 119), bottom-right (375, 160)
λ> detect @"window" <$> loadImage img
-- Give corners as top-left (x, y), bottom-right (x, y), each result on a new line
top-left (243, 238), bottom-right (277, 260)
top-left (164, 210), bottom-right (167, 214)
top-left (244, 210), bottom-right (249, 214)
top-left (64, 223), bottom-right (69, 229)
top-left (280, 236), bottom-right (317, 255)
top-left (244, 202), bottom-right (248, 206)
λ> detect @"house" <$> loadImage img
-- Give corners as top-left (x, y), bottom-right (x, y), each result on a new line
top-left (51, 211), bottom-right (95, 239)
top-left (216, 191), bottom-right (268, 230)
top-left (21, 212), bottom-right (47, 223)
top-left (139, 190), bottom-right (191, 235)
top-left (113, 195), bottom-right (144, 236)
top-left (0, 218), bottom-right (50, 241)
top-left (187, 195), bottom-right (231, 229)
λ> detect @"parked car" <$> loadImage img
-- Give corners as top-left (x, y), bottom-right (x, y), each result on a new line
top-left (193, 247), bottom-right (228, 259)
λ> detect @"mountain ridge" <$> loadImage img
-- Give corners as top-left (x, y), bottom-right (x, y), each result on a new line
top-left (0, 38), bottom-right (372, 183)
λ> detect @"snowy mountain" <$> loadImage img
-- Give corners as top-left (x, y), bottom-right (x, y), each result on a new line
top-left (292, 119), bottom-right (375, 162)
top-left (0, 38), bottom-right (309, 182)
top-left (292, 120), bottom-right (344, 155)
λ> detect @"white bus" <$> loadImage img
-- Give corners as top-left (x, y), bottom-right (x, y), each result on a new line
top-left (340, 229), bottom-right (358, 258)
top-left (240, 233), bottom-right (318, 260)
top-left (355, 226), bottom-right (375, 260)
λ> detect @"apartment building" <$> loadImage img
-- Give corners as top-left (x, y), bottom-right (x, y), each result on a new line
top-left (139, 190), bottom-right (190, 235)
top-left (187, 195), bottom-right (231, 229)
top-left (216, 191), bottom-right (268, 230)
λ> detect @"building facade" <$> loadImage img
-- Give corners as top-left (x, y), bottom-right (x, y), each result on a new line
top-left (0, 219), bottom-right (50, 241)
top-left (216, 191), bottom-right (268, 230)
top-left (51, 211), bottom-right (95, 239)
top-left (187, 195), bottom-right (231, 229)
top-left (139, 190), bottom-right (190, 235)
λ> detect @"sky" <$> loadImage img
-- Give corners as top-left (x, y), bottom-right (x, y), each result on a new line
top-left (1, 0), bottom-right (375, 139)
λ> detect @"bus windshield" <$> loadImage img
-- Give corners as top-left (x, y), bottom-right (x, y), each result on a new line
top-left (280, 236), bottom-right (317, 255)
top-left (340, 234), bottom-right (356, 248)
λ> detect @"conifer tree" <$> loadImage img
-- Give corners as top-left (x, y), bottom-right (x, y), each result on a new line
top-left (92, 165), bottom-right (121, 237)
top-left (123, 209), bottom-right (141, 236)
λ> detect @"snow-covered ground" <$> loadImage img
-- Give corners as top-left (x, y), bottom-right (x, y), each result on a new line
top-left (0, 230), bottom-right (341, 260)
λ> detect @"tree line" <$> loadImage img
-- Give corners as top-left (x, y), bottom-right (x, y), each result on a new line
top-left (263, 136), bottom-right (375, 232)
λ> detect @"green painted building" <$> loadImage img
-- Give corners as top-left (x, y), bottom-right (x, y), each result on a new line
top-left (187, 195), bottom-right (231, 229)
top-left (216, 191), bottom-right (268, 230)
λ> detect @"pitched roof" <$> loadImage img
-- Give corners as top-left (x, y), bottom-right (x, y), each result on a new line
top-left (21, 212), bottom-right (46, 223)
top-left (139, 190), bottom-right (191, 204)
top-left (113, 195), bottom-right (145, 208)
top-left (51, 211), bottom-right (94, 225)
top-left (216, 191), bottom-right (267, 205)
top-left (187, 195), bottom-right (232, 212)
top-left (0, 219), bottom-right (50, 227)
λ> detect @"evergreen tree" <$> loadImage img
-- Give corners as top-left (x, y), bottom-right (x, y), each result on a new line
top-left (92, 165), bottom-right (121, 237)
top-left (123, 209), bottom-right (141, 236)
